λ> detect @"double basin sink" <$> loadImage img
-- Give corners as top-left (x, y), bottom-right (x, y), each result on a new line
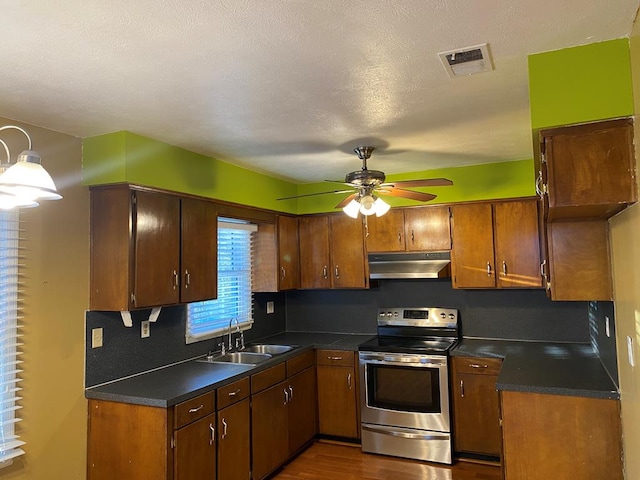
top-left (197, 344), bottom-right (296, 366)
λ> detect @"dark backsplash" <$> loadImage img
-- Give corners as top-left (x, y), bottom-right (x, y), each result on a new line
top-left (86, 279), bottom-right (596, 388)
top-left (589, 301), bottom-right (618, 387)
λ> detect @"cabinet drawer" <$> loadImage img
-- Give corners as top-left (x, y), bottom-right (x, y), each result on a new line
top-left (217, 376), bottom-right (250, 410)
top-left (453, 356), bottom-right (502, 375)
top-left (251, 362), bottom-right (286, 394)
top-left (316, 349), bottom-right (355, 367)
top-left (174, 391), bottom-right (215, 429)
top-left (286, 349), bottom-right (315, 377)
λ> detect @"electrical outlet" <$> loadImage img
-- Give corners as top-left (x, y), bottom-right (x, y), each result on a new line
top-left (266, 301), bottom-right (275, 314)
top-left (141, 320), bottom-right (150, 338)
top-left (91, 328), bottom-right (103, 348)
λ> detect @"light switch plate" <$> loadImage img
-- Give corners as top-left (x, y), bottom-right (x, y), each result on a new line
top-left (627, 336), bottom-right (635, 367)
top-left (92, 328), bottom-right (103, 348)
top-left (267, 301), bottom-right (275, 314)
top-left (141, 320), bottom-right (150, 338)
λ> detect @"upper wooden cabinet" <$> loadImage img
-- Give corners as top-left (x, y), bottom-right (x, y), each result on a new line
top-left (277, 215), bottom-right (300, 290)
top-left (539, 118), bottom-right (637, 220)
top-left (451, 199), bottom-right (542, 289)
top-left (90, 184), bottom-right (217, 310)
top-left (365, 206), bottom-right (451, 253)
top-left (298, 214), bottom-right (368, 289)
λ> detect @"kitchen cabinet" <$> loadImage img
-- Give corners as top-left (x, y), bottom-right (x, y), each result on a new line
top-left (451, 357), bottom-right (502, 459)
top-left (277, 215), bottom-right (300, 290)
top-left (543, 219), bottom-right (612, 301)
top-left (217, 378), bottom-right (250, 480)
top-left (90, 184), bottom-right (217, 310)
top-left (316, 350), bottom-right (359, 439)
top-left (298, 214), bottom-right (368, 289)
top-left (539, 117), bottom-right (636, 221)
top-left (365, 206), bottom-right (451, 253)
top-left (451, 199), bottom-right (542, 289)
top-left (501, 391), bottom-right (623, 480)
top-left (87, 391), bottom-right (216, 480)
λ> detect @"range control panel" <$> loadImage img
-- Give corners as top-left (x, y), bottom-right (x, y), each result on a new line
top-left (377, 307), bottom-right (458, 328)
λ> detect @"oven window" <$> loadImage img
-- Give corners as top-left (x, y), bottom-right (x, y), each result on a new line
top-left (366, 364), bottom-right (441, 413)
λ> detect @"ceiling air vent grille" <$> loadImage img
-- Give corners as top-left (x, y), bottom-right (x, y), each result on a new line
top-left (438, 43), bottom-right (494, 78)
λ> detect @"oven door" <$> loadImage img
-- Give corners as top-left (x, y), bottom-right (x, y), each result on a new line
top-left (359, 351), bottom-right (450, 432)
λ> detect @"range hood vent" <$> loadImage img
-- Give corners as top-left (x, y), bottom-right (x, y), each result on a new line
top-left (438, 43), bottom-right (493, 78)
top-left (368, 251), bottom-right (451, 280)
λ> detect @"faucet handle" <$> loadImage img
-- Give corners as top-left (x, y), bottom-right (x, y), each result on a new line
top-left (236, 337), bottom-right (241, 349)
top-left (218, 342), bottom-right (226, 355)
top-left (240, 331), bottom-right (245, 350)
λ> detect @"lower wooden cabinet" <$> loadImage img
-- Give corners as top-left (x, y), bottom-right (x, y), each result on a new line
top-left (316, 350), bottom-right (359, 439)
top-left (451, 357), bottom-right (502, 458)
top-left (287, 367), bottom-right (317, 453)
top-left (501, 391), bottom-right (623, 480)
top-left (174, 413), bottom-right (216, 480)
top-left (217, 377), bottom-right (251, 480)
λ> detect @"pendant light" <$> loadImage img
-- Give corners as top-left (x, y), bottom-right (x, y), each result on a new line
top-left (0, 125), bottom-right (62, 206)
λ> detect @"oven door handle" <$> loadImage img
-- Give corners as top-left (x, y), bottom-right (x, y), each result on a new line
top-left (360, 357), bottom-right (446, 367)
top-left (362, 424), bottom-right (450, 441)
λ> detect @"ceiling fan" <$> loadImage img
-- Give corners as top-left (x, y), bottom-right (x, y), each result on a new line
top-left (278, 146), bottom-right (453, 218)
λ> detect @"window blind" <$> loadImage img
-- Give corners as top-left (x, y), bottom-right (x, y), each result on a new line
top-left (0, 210), bottom-right (24, 466)
top-left (186, 220), bottom-right (257, 344)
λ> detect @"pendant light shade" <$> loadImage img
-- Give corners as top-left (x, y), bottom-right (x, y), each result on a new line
top-left (0, 126), bottom-right (62, 206)
top-left (342, 192), bottom-right (390, 218)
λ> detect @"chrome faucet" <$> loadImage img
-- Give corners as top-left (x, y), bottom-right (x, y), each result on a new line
top-left (228, 317), bottom-right (241, 351)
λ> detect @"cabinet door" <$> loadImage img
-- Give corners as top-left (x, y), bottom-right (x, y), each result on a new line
top-left (404, 206), bottom-right (451, 252)
top-left (365, 209), bottom-right (405, 252)
top-left (174, 413), bottom-right (216, 480)
top-left (134, 190), bottom-right (181, 307)
top-left (451, 203), bottom-right (495, 288)
top-left (329, 215), bottom-right (368, 289)
top-left (251, 381), bottom-right (289, 480)
top-left (180, 197), bottom-right (217, 303)
top-left (277, 215), bottom-right (300, 290)
top-left (316, 365), bottom-right (358, 438)
top-left (298, 216), bottom-right (332, 289)
top-left (494, 200), bottom-right (542, 288)
top-left (452, 373), bottom-right (501, 457)
top-left (217, 399), bottom-right (250, 480)
top-left (287, 367), bottom-right (317, 454)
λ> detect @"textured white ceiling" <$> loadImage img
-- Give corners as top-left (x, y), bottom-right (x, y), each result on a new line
top-left (1, 0), bottom-right (639, 183)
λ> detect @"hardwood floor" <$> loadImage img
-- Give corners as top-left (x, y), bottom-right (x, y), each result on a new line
top-left (273, 441), bottom-right (502, 480)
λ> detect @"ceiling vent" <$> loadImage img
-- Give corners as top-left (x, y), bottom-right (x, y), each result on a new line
top-left (438, 43), bottom-right (494, 78)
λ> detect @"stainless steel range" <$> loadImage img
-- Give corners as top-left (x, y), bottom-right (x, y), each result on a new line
top-left (358, 307), bottom-right (459, 464)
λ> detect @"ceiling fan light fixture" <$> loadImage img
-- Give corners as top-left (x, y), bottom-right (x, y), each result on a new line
top-left (359, 194), bottom-right (376, 216)
top-left (373, 197), bottom-right (390, 217)
top-left (343, 198), bottom-right (361, 218)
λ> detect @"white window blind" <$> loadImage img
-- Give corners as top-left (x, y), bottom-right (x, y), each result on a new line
top-left (186, 220), bottom-right (257, 344)
top-left (0, 210), bottom-right (25, 466)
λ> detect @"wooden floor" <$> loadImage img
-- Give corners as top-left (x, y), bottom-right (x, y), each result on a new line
top-left (273, 441), bottom-right (502, 480)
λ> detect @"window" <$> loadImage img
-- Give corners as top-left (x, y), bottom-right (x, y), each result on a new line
top-left (0, 210), bottom-right (25, 466)
top-left (186, 219), bottom-right (257, 344)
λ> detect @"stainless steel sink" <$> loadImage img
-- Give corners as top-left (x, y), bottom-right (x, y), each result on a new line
top-left (197, 351), bottom-right (272, 365)
top-left (243, 344), bottom-right (295, 355)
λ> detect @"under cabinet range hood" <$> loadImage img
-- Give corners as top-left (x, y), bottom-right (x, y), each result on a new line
top-left (368, 251), bottom-right (451, 280)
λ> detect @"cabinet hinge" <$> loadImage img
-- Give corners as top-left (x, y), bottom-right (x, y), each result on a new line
top-left (130, 292), bottom-right (136, 305)
top-left (131, 191), bottom-right (137, 205)
top-left (541, 151), bottom-right (546, 164)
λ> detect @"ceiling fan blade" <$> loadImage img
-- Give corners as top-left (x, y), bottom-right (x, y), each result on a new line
top-left (379, 187), bottom-right (437, 202)
top-left (335, 193), bottom-right (358, 209)
top-left (277, 189), bottom-right (354, 201)
top-left (382, 178), bottom-right (453, 188)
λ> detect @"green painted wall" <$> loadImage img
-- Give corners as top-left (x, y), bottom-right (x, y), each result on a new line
top-left (83, 131), bottom-right (298, 213)
top-left (529, 39), bottom-right (634, 130)
top-left (295, 159), bottom-right (535, 214)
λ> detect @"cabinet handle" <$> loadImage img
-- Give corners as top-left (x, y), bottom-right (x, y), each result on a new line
top-left (460, 380), bottom-right (465, 398)
top-left (327, 356), bottom-right (343, 361)
top-left (535, 170), bottom-right (544, 198)
top-left (502, 261), bottom-right (507, 276)
top-left (322, 265), bottom-right (328, 279)
top-left (289, 385), bottom-right (294, 401)
top-left (411, 230), bottom-right (415, 243)
top-left (398, 232), bottom-right (402, 243)
top-left (184, 269), bottom-right (190, 288)
top-left (486, 262), bottom-right (492, 277)
top-left (228, 388), bottom-right (241, 397)
top-left (470, 363), bottom-right (489, 369)
top-left (172, 270), bottom-right (179, 289)
top-left (284, 388), bottom-right (289, 405)
top-left (280, 267), bottom-right (286, 280)
top-left (209, 423), bottom-right (215, 445)
top-left (347, 373), bottom-right (352, 390)
top-left (188, 404), bottom-right (204, 413)
top-left (540, 259), bottom-right (546, 278)
top-left (335, 265), bottom-right (340, 278)
top-left (221, 418), bottom-right (228, 440)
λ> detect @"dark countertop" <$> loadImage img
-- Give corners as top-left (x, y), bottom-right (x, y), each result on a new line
top-left (85, 332), bottom-right (375, 408)
top-left (452, 338), bottom-right (619, 400)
